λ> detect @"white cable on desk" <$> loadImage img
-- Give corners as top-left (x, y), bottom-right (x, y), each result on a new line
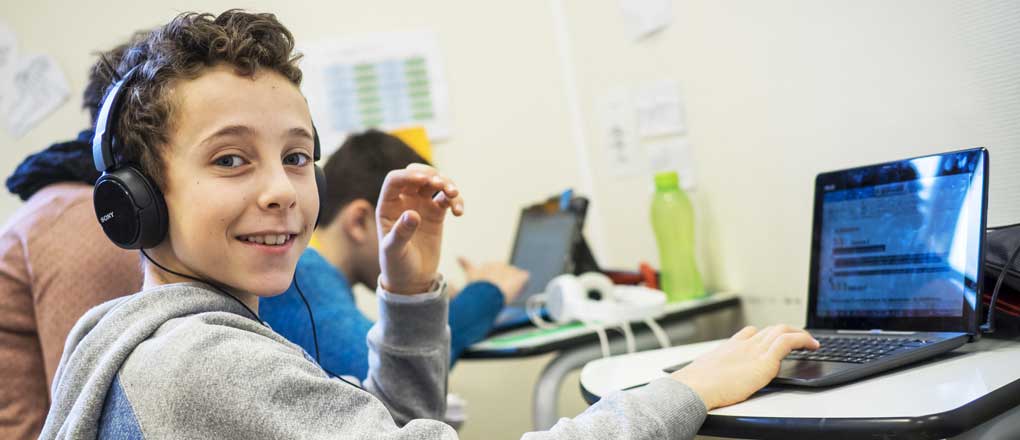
top-left (526, 287), bottom-right (671, 357)
top-left (644, 317), bottom-right (672, 349)
top-left (621, 321), bottom-right (636, 354)
top-left (526, 294), bottom-right (559, 329)
top-left (584, 322), bottom-right (611, 358)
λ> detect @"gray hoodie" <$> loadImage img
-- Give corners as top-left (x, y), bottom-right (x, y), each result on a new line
top-left (40, 282), bottom-right (707, 439)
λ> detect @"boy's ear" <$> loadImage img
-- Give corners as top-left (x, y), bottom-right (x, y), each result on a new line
top-left (339, 199), bottom-right (376, 244)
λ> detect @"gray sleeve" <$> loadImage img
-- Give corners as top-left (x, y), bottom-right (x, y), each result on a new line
top-left (522, 378), bottom-right (708, 440)
top-left (365, 284), bottom-right (451, 426)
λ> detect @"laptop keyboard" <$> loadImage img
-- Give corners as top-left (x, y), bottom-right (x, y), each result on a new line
top-left (785, 335), bottom-right (934, 364)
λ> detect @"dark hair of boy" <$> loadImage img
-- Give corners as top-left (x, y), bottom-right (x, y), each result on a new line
top-left (82, 30), bottom-right (152, 125)
top-left (105, 10), bottom-right (302, 189)
top-left (318, 129), bottom-right (430, 227)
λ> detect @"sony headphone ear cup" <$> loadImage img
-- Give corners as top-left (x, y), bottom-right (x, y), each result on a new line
top-left (314, 164), bottom-right (326, 228)
top-left (93, 166), bottom-right (167, 249)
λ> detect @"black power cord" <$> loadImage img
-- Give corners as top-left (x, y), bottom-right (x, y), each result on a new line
top-left (980, 243), bottom-right (1020, 334)
top-left (141, 249), bottom-right (361, 388)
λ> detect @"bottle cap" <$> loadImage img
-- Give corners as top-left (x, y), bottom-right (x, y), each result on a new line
top-left (654, 171), bottom-right (679, 190)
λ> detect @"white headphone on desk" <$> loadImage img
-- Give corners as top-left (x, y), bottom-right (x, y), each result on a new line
top-left (541, 273), bottom-right (666, 323)
top-left (526, 272), bottom-right (670, 357)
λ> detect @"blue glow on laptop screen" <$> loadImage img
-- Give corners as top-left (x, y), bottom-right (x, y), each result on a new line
top-left (816, 153), bottom-right (983, 318)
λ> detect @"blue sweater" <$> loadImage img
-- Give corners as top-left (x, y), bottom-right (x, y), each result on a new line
top-left (260, 249), bottom-right (504, 379)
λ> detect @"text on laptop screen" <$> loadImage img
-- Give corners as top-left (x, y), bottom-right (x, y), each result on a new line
top-left (815, 152), bottom-right (985, 318)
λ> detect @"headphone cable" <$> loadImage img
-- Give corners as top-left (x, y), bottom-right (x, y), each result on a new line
top-left (140, 249), bottom-right (360, 388)
top-left (292, 277), bottom-right (360, 387)
top-left (140, 249), bottom-right (260, 321)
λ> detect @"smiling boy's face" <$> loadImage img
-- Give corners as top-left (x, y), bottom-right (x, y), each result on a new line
top-left (150, 63), bottom-right (318, 297)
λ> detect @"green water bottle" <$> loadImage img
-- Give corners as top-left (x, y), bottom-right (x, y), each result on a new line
top-left (651, 171), bottom-right (704, 302)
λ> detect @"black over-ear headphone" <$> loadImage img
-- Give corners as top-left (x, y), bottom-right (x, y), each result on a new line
top-left (92, 65), bottom-right (327, 249)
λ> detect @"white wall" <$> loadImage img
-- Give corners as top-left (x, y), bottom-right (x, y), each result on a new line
top-left (563, 0), bottom-right (1020, 326)
top-left (2, 1), bottom-right (1018, 438)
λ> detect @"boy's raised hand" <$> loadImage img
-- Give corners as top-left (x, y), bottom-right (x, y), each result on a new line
top-left (376, 164), bottom-right (464, 294)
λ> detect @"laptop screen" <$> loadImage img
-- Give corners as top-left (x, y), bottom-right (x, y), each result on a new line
top-left (808, 148), bottom-right (987, 333)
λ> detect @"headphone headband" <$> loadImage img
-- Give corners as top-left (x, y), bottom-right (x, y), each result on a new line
top-left (311, 121), bottom-right (321, 161)
top-left (93, 65), bottom-right (139, 173)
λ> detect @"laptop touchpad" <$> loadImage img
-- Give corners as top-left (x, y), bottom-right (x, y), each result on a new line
top-left (777, 360), bottom-right (854, 380)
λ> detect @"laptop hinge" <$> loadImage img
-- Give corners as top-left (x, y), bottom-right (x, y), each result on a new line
top-left (835, 329), bottom-right (916, 335)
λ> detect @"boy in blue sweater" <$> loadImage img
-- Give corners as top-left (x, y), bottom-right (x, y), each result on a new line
top-left (260, 130), bottom-right (530, 379)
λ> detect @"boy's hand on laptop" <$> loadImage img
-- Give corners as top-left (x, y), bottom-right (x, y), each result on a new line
top-left (457, 257), bottom-right (530, 304)
top-left (377, 164), bottom-right (464, 295)
top-left (671, 325), bottom-right (819, 411)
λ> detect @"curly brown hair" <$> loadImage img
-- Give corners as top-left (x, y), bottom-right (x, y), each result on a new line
top-left (105, 9), bottom-right (303, 188)
top-left (84, 29), bottom-right (151, 125)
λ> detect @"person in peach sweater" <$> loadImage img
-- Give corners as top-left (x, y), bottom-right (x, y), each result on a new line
top-left (0, 33), bottom-right (147, 439)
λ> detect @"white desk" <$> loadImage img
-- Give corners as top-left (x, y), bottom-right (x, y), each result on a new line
top-left (580, 337), bottom-right (1020, 439)
top-left (465, 293), bottom-right (741, 357)
top-left (463, 292), bottom-right (744, 431)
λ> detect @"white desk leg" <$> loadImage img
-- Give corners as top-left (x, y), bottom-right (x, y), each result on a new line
top-left (532, 321), bottom-right (699, 430)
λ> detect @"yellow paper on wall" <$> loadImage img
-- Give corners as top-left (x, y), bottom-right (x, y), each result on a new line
top-left (308, 232), bottom-right (322, 251)
top-left (390, 126), bottom-right (433, 163)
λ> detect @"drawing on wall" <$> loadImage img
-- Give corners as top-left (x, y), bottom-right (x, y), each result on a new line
top-left (0, 21), bottom-right (70, 139)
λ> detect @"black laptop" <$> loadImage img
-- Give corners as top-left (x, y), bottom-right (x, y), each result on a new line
top-left (768, 148), bottom-right (989, 387)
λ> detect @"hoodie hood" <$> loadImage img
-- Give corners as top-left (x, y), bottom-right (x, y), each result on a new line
top-left (40, 282), bottom-right (255, 439)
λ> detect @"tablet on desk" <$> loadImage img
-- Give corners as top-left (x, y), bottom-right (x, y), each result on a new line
top-left (491, 209), bottom-right (580, 331)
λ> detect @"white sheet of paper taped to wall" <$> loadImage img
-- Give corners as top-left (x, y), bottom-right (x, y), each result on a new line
top-left (619, 0), bottom-right (672, 41)
top-left (636, 80), bottom-right (686, 138)
top-left (601, 89), bottom-right (644, 177)
top-left (4, 54), bottom-right (70, 138)
top-left (646, 137), bottom-right (696, 190)
top-left (0, 21), bottom-right (19, 107)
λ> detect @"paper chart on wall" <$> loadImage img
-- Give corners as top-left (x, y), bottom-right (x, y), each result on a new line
top-left (299, 31), bottom-right (450, 157)
top-left (646, 137), bottom-right (696, 190)
top-left (635, 80), bottom-right (686, 138)
top-left (0, 21), bottom-right (19, 117)
top-left (3, 54), bottom-right (69, 138)
top-left (600, 89), bottom-right (644, 177)
top-left (619, 0), bottom-right (672, 41)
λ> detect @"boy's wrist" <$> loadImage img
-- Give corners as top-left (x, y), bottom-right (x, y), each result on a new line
top-left (670, 370), bottom-right (716, 410)
top-left (379, 274), bottom-right (441, 296)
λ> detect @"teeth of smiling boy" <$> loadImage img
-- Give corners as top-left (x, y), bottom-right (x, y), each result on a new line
top-left (242, 234), bottom-right (290, 246)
